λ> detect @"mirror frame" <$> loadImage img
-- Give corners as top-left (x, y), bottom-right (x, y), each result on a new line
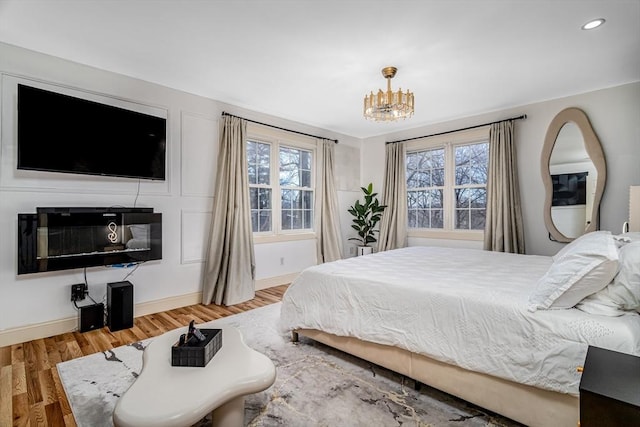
top-left (541, 107), bottom-right (606, 243)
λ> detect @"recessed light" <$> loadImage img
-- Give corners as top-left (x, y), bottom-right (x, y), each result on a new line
top-left (582, 18), bottom-right (605, 30)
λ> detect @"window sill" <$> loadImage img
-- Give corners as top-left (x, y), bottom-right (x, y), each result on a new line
top-left (253, 232), bottom-right (316, 244)
top-left (408, 229), bottom-right (484, 241)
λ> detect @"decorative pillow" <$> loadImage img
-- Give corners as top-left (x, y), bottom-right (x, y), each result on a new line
top-left (577, 241), bottom-right (640, 316)
top-left (528, 231), bottom-right (619, 311)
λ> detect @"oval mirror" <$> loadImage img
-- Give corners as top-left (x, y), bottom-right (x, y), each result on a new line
top-left (541, 108), bottom-right (606, 242)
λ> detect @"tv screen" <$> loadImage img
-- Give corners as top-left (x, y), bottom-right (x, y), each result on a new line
top-left (551, 172), bottom-right (587, 206)
top-left (17, 84), bottom-right (166, 180)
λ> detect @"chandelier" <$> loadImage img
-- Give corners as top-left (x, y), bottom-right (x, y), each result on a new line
top-left (363, 66), bottom-right (414, 122)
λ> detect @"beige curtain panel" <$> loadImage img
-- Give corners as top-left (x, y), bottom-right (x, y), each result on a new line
top-left (484, 120), bottom-right (525, 254)
top-left (315, 139), bottom-right (343, 263)
top-left (378, 142), bottom-right (408, 251)
top-left (202, 116), bottom-right (256, 306)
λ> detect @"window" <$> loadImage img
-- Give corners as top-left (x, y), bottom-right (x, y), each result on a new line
top-left (406, 148), bottom-right (445, 228)
top-left (247, 141), bottom-right (272, 232)
top-left (453, 143), bottom-right (488, 230)
top-left (247, 135), bottom-right (315, 238)
top-left (406, 129), bottom-right (488, 236)
top-left (279, 147), bottom-right (314, 230)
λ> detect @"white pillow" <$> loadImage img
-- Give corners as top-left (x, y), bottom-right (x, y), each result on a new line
top-left (622, 232), bottom-right (640, 241)
top-left (528, 231), bottom-right (619, 311)
top-left (612, 232), bottom-right (640, 247)
top-left (552, 230), bottom-right (613, 261)
top-left (577, 241), bottom-right (640, 316)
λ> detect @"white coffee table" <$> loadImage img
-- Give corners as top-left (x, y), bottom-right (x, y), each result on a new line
top-left (112, 324), bottom-right (276, 427)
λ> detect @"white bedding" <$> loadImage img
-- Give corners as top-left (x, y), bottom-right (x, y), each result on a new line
top-left (280, 246), bottom-right (640, 395)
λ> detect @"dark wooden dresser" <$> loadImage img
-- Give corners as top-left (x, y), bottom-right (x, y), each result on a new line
top-left (579, 346), bottom-right (640, 426)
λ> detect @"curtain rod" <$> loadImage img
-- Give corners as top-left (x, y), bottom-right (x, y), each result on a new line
top-left (221, 112), bottom-right (338, 144)
top-left (386, 114), bottom-right (527, 144)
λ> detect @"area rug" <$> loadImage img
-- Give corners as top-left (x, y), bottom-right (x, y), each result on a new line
top-left (57, 303), bottom-right (520, 426)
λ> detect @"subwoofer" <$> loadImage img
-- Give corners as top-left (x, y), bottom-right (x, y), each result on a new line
top-left (107, 281), bottom-right (133, 331)
top-left (78, 302), bottom-right (104, 332)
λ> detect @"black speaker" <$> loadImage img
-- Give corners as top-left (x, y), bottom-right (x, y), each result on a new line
top-left (78, 303), bottom-right (104, 332)
top-left (107, 281), bottom-right (133, 331)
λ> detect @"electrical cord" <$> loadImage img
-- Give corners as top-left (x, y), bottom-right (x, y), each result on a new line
top-left (80, 267), bottom-right (99, 305)
top-left (134, 178), bottom-right (141, 207)
top-left (122, 261), bottom-right (143, 281)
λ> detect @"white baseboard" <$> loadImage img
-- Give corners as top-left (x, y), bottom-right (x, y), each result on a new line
top-left (134, 292), bottom-right (202, 317)
top-left (0, 276), bottom-right (295, 348)
top-left (0, 317), bottom-right (79, 348)
top-left (255, 272), bottom-right (298, 290)
top-left (0, 292), bottom-right (202, 348)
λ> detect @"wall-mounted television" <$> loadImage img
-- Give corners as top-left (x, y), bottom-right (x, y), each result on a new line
top-left (18, 207), bottom-right (162, 275)
top-left (17, 84), bottom-right (166, 180)
top-left (551, 172), bottom-right (587, 206)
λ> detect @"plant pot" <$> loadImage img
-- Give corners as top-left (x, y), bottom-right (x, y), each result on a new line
top-left (357, 246), bottom-right (373, 256)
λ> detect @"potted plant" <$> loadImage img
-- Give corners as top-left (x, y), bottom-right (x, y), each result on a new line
top-left (348, 183), bottom-right (387, 255)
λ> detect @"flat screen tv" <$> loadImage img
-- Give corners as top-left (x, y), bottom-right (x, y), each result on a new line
top-left (17, 84), bottom-right (166, 180)
top-left (551, 172), bottom-right (587, 206)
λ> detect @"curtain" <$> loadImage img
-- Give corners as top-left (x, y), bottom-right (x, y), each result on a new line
top-left (202, 116), bottom-right (255, 305)
top-left (378, 142), bottom-right (408, 251)
top-left (484, 120), bottom-right (525, 253)
top-left (315, 139), bottom-right (343, 263)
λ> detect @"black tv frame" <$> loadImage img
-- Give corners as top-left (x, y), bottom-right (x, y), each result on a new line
top-left (17, 84), bottom-right (167, 181)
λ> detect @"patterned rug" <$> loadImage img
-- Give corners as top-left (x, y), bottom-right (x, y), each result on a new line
top-left (57, 303), bottom-right (520, 426)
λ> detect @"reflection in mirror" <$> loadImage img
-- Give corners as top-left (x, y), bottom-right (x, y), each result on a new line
top-left (549, 123), bottom-right (596, 238)
top-left (541, 108), bottom-right (606, 243)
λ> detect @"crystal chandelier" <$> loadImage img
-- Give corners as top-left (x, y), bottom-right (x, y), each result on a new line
top-left (363, 66), bottom-right (414, 122)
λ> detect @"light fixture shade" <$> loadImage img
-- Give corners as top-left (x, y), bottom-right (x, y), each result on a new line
top-left (364, 66), bottom-right (414, 122)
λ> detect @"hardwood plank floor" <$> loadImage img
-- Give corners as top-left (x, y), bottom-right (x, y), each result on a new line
top-left (0, 285), bottom-right (287, 427)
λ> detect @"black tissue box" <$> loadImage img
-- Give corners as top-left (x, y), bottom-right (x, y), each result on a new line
top-left (171, 328), bottom-right (222, 367)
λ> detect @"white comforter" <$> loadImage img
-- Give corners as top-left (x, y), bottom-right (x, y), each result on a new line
top-left (280, 246), bottom-right (640, 395)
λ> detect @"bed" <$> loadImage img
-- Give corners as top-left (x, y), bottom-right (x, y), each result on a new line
top-left (279, 233), bottom-right (640, 426)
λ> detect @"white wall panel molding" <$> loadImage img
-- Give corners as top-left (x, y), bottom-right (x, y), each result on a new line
top-left (0, 73), bottom-right (171, 196)
top-left (180, 111), bottom-right (217, 197)
top-left (180, 209), bottom-right (212, 264)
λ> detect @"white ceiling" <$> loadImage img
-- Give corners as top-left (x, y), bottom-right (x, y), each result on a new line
top-left (0, 0), bottom-right (638, 139)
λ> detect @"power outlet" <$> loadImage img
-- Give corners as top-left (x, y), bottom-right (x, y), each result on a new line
top-left (71, 283), bottom-right (86, 302)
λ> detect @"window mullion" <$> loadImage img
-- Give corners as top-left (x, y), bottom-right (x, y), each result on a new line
top-left (444, 142), bottom-right (455, 231)
top-left (273, 141), bottom-right (281, 235)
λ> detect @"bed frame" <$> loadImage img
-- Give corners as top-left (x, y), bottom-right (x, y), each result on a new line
top-left (293, 328), bottom-right (579, 427)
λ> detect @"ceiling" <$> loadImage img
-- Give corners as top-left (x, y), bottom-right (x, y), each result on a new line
top-left (0, 0), bottom-right (638, 139)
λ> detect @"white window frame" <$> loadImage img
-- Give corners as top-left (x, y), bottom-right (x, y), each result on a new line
top-left (247, 124), bottom-right (317, 244)
top-left (405, 126), bottom-right (489, 241)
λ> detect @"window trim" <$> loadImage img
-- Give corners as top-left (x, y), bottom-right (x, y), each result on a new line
top-left (247, 124), bottom-right (318, 244)
top-left (405, 126), bottom-right (489, 240)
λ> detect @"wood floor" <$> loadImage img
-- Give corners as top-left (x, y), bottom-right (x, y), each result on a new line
top-left (0, 285), bottom-right (287, 427)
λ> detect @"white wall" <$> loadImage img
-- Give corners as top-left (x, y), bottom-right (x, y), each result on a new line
top-left (0, 42), bottom-right (361, 344)
top-left (361, 82), bottom-right (640, 256)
